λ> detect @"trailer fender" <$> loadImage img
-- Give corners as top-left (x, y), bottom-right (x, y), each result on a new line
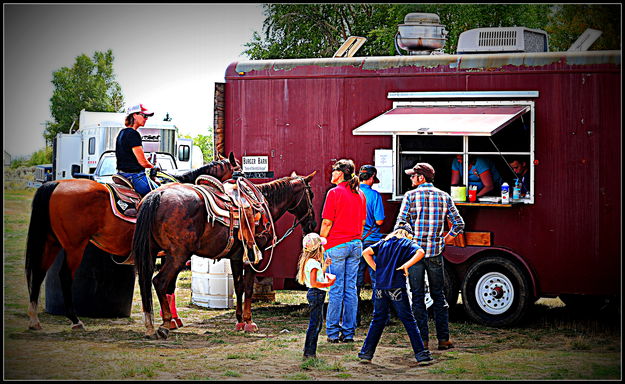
top-left (443, 245), bottom-right (539, 299)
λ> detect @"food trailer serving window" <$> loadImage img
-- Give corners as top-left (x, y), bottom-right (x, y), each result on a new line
top-left (353, 93), bottom-right (536, 205)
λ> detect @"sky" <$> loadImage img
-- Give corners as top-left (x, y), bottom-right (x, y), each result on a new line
top-left (4, 4), bottom-right (265, 158)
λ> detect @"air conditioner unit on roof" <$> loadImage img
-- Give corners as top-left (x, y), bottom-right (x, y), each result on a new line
top-left (457, 27), bottom-right (549, 54)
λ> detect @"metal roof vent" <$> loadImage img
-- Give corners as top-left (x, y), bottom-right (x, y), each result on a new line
top-left (395, 13), bottom-right (448, 55)
top-left (456, 27), bottom-right (549, 54)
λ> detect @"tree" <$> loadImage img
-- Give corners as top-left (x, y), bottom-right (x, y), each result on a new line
top-left (243, 4), bottom-right (402, 59)
top-left (243, 4), bottom-right (619, 59)
top-left (545, 4), bottom-right (621, 51)
top-left (45, 49), bottom-right (124, 143)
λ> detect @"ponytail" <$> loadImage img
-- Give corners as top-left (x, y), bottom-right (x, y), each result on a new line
top-left (345, 173), bottom-right (360, 194)
top-left (333, 159), bottom-right (360, 194)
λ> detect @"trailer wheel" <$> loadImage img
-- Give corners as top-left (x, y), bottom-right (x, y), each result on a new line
top-left (461, 256), bottom-right (531, 327)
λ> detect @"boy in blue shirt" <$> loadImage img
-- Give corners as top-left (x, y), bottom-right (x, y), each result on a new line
top-left (356, 165), bottom-right (386, 326)
top-left (358, 227), bottom-right (433, 364)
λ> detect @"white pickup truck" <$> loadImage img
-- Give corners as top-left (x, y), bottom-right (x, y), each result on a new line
top-left (84, 150), bottom-right (179, 184)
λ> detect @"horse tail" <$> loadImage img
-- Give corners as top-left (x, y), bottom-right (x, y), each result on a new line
top-left (24, 182), bottom-right (59, 296)
top-left (133, 191), bottom-right (161, 315)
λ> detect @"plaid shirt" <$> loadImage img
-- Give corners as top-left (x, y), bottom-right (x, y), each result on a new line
top-left (395, 183), bottom-right (465, 258)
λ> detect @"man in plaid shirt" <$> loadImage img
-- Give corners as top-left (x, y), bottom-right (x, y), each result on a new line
top-left (395, 162), bottom-right (464, 351)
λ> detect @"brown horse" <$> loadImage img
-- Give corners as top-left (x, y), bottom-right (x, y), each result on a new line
top-left (24, 153), bottom-right (240, 331)
top-left (133, 172), bottom-right (317, 339)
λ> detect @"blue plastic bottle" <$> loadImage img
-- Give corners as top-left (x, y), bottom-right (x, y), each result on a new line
top-left (512, 179), bottom-right (521, 200)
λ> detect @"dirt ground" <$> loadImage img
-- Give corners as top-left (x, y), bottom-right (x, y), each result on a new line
top-left (3, 189), bottom-right (622, 380)
top-left (4, 284), bottom-right (622, 381)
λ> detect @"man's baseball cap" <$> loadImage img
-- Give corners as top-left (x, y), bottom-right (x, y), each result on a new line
top-left (359, 164), bottom-right (380, 184)
top-left (126, 104), bottom-right (154, 116)
top-left (405, 162), bottom-right (435, 180)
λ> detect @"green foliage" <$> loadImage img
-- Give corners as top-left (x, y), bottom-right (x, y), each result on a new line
top-left (545, 4), bottom-right (621, 51)
top-left (28, 146), bottom-right (53, 165)
top-left (45, 49), bottom-right (124, 143)
top-left (10, 146), bottom-right (52, 168)
top-left (243, 4), bottom-right (620, 59)
top-left (244, 4), bottom-right (406, 59)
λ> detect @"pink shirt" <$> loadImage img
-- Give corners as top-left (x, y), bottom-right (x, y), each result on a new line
top-left (322, 182), bottom-right (367, 250)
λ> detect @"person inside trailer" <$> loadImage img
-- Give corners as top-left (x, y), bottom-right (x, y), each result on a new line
top-left (508, 157), bottom-right (530, 197)
top-left (450, 155), bottom-right (503, 197)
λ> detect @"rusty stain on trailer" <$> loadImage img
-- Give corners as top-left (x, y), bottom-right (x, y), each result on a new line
top-left (234, 51), bottom-right (620, 76)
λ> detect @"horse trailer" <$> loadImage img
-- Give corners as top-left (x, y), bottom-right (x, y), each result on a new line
top-left (215, 32), bottom-right (620, 326)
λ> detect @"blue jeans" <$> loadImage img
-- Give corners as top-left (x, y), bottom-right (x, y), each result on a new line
top-left (359, 288), bottom-right (426, 360)
top-left (357, 240), bottom-right (378, 289)
top-left (356, 240), bottom-right (378, 326)
top-left (408, 254), bottom-right (449, 342)
top-left (119, 171), bottom-right (157, 197)
top-left (303, 288), bottom-right (326, 356)
top-left (325, 239), bottom-right (361, 340)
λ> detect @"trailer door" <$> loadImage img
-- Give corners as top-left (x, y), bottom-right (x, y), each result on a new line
top-left (176, 137), bottom-right (193, 170)
top-left (53, 133), bottom-right (82, 180)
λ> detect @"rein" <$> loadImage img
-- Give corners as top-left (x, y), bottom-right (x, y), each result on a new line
top-left (264, 181), bottom-right (313, 251)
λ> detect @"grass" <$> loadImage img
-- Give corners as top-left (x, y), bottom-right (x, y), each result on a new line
top-left (222, 370), bottom-right (241, 377)
top-left (3, 188), bottom-right (622, 381)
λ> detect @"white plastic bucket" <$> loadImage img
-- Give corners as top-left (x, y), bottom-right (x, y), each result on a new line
top-left (191, 256), bottom-right (234, 309)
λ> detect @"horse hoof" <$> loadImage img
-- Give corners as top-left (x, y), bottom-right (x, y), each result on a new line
top-left (244, 323), bottom-right (258, 332)
top-left (28, 323), bottom-right (42, 331)
top-left (144, 332), bottom-right (159, 340)
top-left (157, 326), bottom-right (169, 339)
top-left (71, 322), bottom-right (85, 331)
top-left (235, 322), bottom-right (246, 331)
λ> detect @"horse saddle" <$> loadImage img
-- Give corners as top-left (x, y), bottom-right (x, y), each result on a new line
top-left (104, 174), bottom-right (142, 224)
top-left (193, 175), bottom-right (270, 263)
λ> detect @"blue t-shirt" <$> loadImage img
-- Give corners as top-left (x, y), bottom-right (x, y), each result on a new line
top-left (451, 157), bottom-right (503, 192)
top-left (368, 237), bottom-right (421, 290)
top-left (360, 184), bottom-right (386, 243)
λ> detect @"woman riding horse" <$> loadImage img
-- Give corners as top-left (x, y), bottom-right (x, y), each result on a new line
top-left (24, 153), bottom-right (240, 331)
top-left (133, 172), bottom-right (317, 339)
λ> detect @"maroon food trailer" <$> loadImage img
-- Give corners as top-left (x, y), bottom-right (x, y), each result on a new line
top-left (215, 38), bottom-right (620, 326)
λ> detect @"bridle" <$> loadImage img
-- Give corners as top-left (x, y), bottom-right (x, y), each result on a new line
top-left (264, 177), bottom-right (314, 251)
top-left (244, 176), bottom-right (314, 274)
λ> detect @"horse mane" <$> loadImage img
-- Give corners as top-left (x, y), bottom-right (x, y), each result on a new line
top-left (174, 159), bottom-right (230, 183)
top-left (257, 177), bottom-right (300, 207)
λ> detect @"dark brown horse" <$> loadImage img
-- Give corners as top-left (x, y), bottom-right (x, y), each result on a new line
top-left (133, 172), bottom-right (317, 339)
top-left (24, 153), bottom-right (240, 331)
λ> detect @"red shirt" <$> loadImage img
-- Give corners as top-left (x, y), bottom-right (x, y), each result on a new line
top-left (322, 182), bottom-right (367, 250)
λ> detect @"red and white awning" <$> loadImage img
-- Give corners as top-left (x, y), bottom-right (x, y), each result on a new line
top-left (352, 105), bottom-right (530, 136)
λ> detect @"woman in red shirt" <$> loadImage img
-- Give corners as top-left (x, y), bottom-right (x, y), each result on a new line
top-left (320, 159), bottom-right (367, 343)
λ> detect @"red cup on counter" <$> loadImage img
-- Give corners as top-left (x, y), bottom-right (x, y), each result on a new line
top-left (468, 186), bottom-right (477, 202)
